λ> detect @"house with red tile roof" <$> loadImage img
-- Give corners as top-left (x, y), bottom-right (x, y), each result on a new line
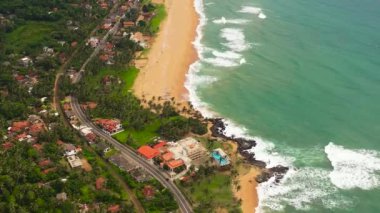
top-left (142, 185), bottom-right (155, 199)
top-left (123, 21), bottom-right (135, 28)
top-left (42, 168), bottom-right (56, 174)
top-left (38, 159), bottom-right (52, 168)
top-left (85, 132), bottom-right (97, 143)
top-left (15, 132), bottom-right (30, 142)
top-left (107, 204), bottom-right (120, 213)
top-left (153, 141), bottom-right (167, 152)
top-left (8, 121), bottom-right (30, 133)
top-left (81, 102), bottom-right (97, 110)
top-left (137, 145), bottom-right (159, 160)
top-left (96, 177), bottom-right (106, 190)
top-left (29, 123), bottom-right (45, 136)
top-left (161, 151), bottom-right (174, 162)
top-left (63, 103), bottom-right (71, 111)
top-left (166, 159), bottom-right (185, 173)
top-left (94, 119), bottom-right (123, 135)
top-left (32, 143), bottom-right (43, 152)
top-left (2, 142), bottom-right (13, 151)
top-left (99, 54), bottom-right (110, 62)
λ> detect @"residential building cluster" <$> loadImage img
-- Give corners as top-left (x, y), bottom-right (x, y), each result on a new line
top-left (137, 137), bottom-right (209, 178)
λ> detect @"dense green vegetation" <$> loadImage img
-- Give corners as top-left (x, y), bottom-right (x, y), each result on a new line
top-left (178, 166), bottom-right (241, 213)
top-left (0, 0), bottom-right (136, 211)
top-left (5, 22), bottom-right (56, 53)
top-left (148, 4), bottom-right (166, 34)
top-left (0, 126), bottom-right (134, 212)
top-left (0, 0), bottom-right (212, 212)
top-left (118, 169), bottom-right (178, 212)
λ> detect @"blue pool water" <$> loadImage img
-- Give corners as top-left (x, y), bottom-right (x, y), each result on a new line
top-left (212, 151), bottom-right (229, 166)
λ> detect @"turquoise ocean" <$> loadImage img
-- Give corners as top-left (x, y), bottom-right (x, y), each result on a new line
top-left (186, 0), bottom-right (380, 212)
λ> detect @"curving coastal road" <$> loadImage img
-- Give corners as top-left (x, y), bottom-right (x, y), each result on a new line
top-left (70, 97), bottom-right (193, 213)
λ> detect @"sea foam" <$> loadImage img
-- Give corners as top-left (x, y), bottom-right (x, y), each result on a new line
top-left (186, 0), bottom-right (216, 118)
top-left (213, 17), bottom-right (250, 25)
top-left (220, 28), bottom-right (251, 52)
top-left (238, 6), bottom-right (267, 19)
top-left (256, 167), bottom-right (353, 212)
top-left (188, 1), bottom-right (378, 213)
top-left (325, 142), bottom-right (380, 190)
top-left (187, 0), bottom-right (348, 212)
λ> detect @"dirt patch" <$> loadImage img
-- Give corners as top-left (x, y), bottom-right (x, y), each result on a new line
top-left (81, 159), bottom-right (92, 172)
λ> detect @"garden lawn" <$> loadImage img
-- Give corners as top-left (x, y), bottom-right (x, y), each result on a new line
top-left (86, 66), bottom-right (139, 94)
top-left (113, 120), bottom-right (160, 149)
top-left (180, 173), bottom-right (240, 211)
top-left (6, 22), bottom-right (56, 53)
top-left (149, 4), bottom-right (166, 33)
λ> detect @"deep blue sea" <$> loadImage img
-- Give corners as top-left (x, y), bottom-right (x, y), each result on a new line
top-left (186, 0), bottom-right (380, 212)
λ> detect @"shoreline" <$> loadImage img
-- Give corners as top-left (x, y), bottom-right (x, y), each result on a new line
top-left (133, 0), bottom-right (198, 104)
top-left (132, 0), bottom-right (263, 212)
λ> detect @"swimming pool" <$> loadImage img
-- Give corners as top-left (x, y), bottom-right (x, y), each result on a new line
top-left (212, 151), bottom-right (229, 166)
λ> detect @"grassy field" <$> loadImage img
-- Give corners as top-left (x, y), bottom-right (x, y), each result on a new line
top-left (86, 66), bottom-right (139, 94)
top-left (118, 67), bottom-right (139, 94)
top-left (179, 172), bottom-right (241, 212)
top-left (113, 120), bottom-right (160, 149)
top-left (6, 22), bottom-right (56, 53)
top-left (149, 4), bottom-right (166, 34)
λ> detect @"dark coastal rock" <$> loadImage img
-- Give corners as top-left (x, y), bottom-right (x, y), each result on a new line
top-left (208, 118), bottom-right (289, 183)
top-left (269, 166), bottom-right (289, 182)
top-left (256, 166), bottom-right (290, 183)
top-left (255, 171), bottom-right (272, 183)
top-left (208, 118), bottom-right (256, 152)
top-left (249, 159), bottom-right (267, 168)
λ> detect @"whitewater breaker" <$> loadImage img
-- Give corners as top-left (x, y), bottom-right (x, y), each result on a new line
top-left (238, 6), bottom-right (267, 19)
top-left (325, 142), bottom-right (380, 190)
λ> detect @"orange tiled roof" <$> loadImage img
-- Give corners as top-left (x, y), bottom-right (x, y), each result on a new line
top-left (161, 151), bottom-right (173, 162)
top-left (137, 146), bottom-right (159, 159)
top-left (167, 159), bottom-right (184, 169)
top-left (96, 177), bottom-right (106, 190)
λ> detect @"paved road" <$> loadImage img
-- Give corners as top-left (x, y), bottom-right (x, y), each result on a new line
top-left (70, 97), bottom-right (193, 213)
top-left (73, 13), bottom-right (125, 84)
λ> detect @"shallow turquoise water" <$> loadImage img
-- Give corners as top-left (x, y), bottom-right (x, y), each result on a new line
top-left (189, 0), bottom-right (380, 212)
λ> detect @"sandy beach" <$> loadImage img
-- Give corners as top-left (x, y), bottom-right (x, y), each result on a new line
top-left (133, 0), bottom-right (198, 103)
top-left (228, 142), bottom-right (259, 213)
top-left (133, 0), bottom-right (259, 212)
top-left (234, 167), bottom-right (259, 213)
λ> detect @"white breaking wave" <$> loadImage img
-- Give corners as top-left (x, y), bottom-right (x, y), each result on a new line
top-left (203, 57), bottom-right (240, 67)
top-left (187, 0), bottom-right (356, 212)
top-left (238, 6), bottom-right (267, 19)
top-left (212, 50), bottom-right (242, 59)
top-left (220, 28), bottom-right (251, 52)
top-left (186, 0), bottom-right (216, 118)
top-left (213, 17), bottom-right (250, 25)
top-left (325, 142), bottom-right (380, 190)
top-left (256, 167), bottom-right (353, 212)
top-left (258, 12), bottom-right (267, 19)
top-left (202, 50), bottom-right (246, 67)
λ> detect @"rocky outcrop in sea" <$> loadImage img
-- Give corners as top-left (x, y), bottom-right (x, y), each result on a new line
top-left (208, 118), bottom-right (289, 183)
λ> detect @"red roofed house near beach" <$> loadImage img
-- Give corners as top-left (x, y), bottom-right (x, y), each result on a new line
top-left (94, 119), bottom-right (123, 135)
top-left (167, 159), bottom-right (185, 172)
top-left (161, 151), bottom-right (174, 162)
top-left (9, 121), bottom-right (30, 132)
top-left (107, 204), bottom-right (120, 213)
top-left (29, 123), bottom-right (45, 136)
top-left (137, 145), bottom-right (159, 160)
top-left (153, 141), bottom-right (167, 152)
